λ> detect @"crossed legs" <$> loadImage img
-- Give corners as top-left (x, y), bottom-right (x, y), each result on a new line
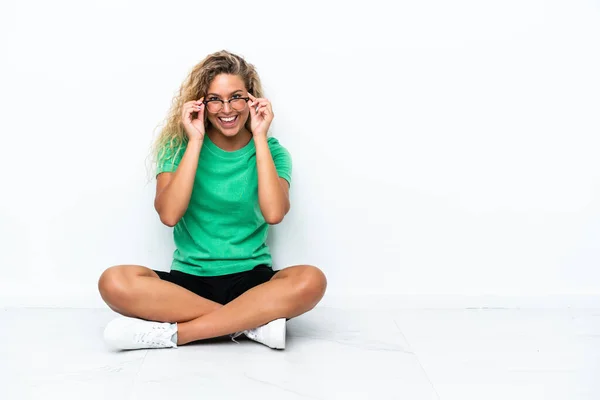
top-left (98, 265), bottom-right (327, 345)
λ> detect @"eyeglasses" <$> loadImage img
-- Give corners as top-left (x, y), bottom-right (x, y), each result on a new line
top-left (203, 96), bottom-right (250, 113)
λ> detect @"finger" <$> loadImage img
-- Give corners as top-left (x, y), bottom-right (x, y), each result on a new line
top-left (248, 95), bottom-right (269, 107)
top-left (182, 105), bottom-right (193, 122)
top-left (183, 103), bottom-right (203, 122)
top-left (257, 102), bottom-right (270, 111)
top-left (185, 105), bottom-right (200, 118)
top-left (258, 104), bottom-right (273, 119)
top-left (252, 100), bottom-right (270, 110)
top-left (249, 102), bottom-right (267, 114)
top-left (257, 107), bottom-right (270, 119)
top-left (249, 101), bottom-right (260, 114)
top-left (247, 93), bottom-right (256, 101)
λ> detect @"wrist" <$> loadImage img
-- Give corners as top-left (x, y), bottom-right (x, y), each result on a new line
top-left (187, 137), bottom-right (204, 147)
top-left (253, 134), bottom-right (268, 143)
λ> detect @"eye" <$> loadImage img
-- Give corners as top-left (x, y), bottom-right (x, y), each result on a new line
top-left (231, 94), bottom-right (242, 99)
top-left (207, 97), bottom-right (220, 101)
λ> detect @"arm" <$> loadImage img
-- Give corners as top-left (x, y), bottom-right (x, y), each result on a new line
top-left (255, 136), bottom-right (290, 224)
top-left (154, 138), bottom-right (203, 227)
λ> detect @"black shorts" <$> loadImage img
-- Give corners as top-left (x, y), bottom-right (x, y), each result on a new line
top-left (153, 264), bottom-right (277, 305)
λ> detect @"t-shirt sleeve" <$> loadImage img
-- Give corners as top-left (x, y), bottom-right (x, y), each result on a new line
top-left (156, 142), bottom-right (186, 176)
top-left (268, 137), bottom-right (292, 187)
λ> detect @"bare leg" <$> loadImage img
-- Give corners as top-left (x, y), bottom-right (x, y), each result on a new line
top-left (98, 265), bottom-right (222, 323)
top-left (176, 265), bottom-right (327, 345)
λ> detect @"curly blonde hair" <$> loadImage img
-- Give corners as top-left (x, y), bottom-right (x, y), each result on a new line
top-left (150, 50), bottom-right (264, 175)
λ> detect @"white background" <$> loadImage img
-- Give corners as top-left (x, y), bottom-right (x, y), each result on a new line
top-left (1, 0), bottom-right (599, 308)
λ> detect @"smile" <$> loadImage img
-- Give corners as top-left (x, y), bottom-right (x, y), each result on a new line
top-left (219, 116), bottom-right (238, 123)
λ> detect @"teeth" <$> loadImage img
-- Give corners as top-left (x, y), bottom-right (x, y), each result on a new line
top-left (220, 116), bottom-right (236, 122)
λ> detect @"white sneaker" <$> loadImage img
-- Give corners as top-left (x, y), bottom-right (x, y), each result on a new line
top-left (232, 318), bottom-right (286, 349)
top-left (103, 316), bottom-right (178, 350)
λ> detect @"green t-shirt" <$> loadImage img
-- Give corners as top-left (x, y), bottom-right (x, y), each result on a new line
top-left (156, 135), bottom-right (292, 277)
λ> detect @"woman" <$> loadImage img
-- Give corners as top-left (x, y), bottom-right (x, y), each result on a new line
top-left (98, 50), bottom-right (327, 350)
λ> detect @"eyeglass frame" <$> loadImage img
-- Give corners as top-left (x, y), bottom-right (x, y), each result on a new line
top-left (202, 96), bottom-right (250, 113)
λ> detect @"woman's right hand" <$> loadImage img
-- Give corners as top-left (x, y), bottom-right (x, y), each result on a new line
top-left (181, 98), bottom-right (206, 141)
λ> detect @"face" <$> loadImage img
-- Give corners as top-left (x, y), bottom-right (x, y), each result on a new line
top-left (205, 74), bottom-right (250, 137)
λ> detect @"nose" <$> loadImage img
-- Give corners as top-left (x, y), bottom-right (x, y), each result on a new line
top-left (223, 101), bottom-right (232, 112)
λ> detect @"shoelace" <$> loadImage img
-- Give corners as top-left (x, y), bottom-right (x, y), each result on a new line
top-left (230, 330), bottom-right (245, 344)
top-left (230, 327), bottom-right (260, 344)
top-left (135, 325), bottom-right (172, 347)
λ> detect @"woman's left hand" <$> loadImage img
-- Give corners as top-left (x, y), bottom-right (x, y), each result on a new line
top-left (247, 93), bottom-right (274, 138)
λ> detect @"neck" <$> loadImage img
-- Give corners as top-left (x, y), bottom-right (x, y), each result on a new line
top-left (206, 127), bottom-right (253, 151)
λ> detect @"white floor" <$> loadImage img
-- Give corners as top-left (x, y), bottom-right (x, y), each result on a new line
top-left (0, 307), bottom-right (598, 400)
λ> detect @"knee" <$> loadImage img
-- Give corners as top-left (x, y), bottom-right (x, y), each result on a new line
top-left (98, 266), bottom-right (132, 305)
top-left (295, 265), bottom-right (327, 302)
